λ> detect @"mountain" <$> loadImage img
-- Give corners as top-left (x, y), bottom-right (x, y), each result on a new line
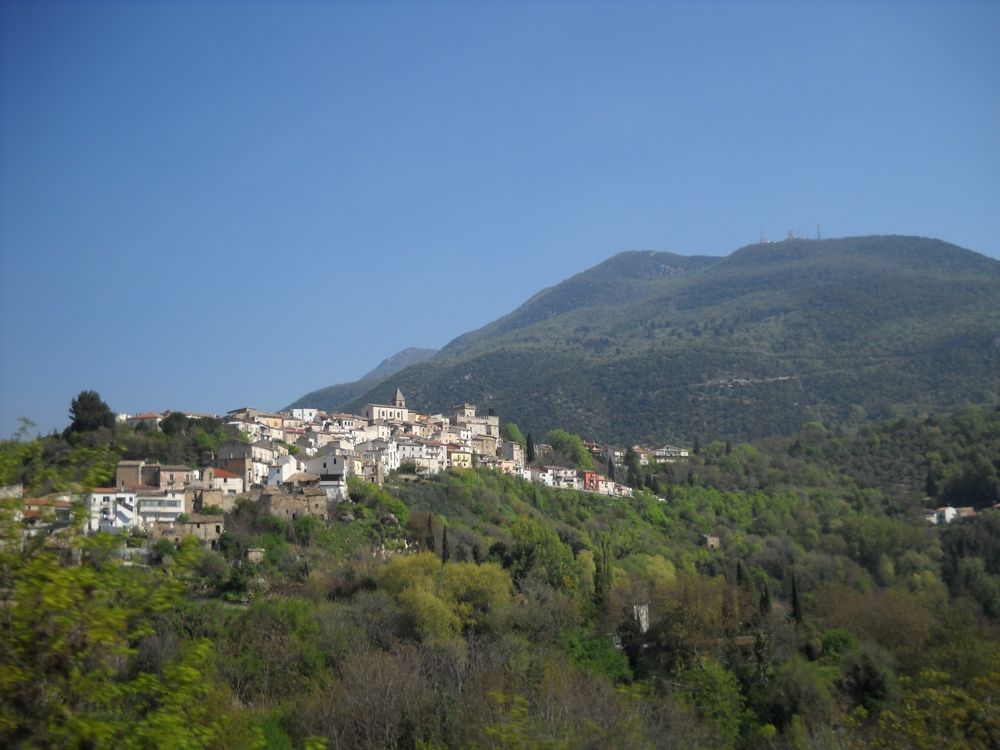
top-left (286, 347), bottom-right (438, 412)
top-left (360, 348), bottom-right (440, 381)
top-left (320, 235), bottom-right (1000, 444)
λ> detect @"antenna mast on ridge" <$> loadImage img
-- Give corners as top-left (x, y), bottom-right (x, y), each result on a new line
top-left (816, 224), bottom-right (822, 240)
top-left (759, 226), bottom-right (766, 243)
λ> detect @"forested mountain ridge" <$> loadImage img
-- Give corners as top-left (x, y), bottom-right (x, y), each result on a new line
top-left (339, 235), bottom-right (1000, 444)
top-left (440, 250), bottom-right (719, 354)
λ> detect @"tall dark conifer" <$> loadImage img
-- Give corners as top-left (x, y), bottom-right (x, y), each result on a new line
top-left (790, 571), bottom-right (803, 624)
top-left (594, 535), bottom-right (613, 615)
top-left (759, 581), bottom-right (771, 617)
top-left (425, 515), bottom-right (435, 553)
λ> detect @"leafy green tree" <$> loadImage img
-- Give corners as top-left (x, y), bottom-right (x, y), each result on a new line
top-left (508, 517), bottom-right (575, 590)
top-left (563, 626), bottom-right (633, 683)
top-left (617, 608), bottom-right (644, 675)
top-left (676, 658), bottom-right (746, 746)
top-left (941, 455), bottom-right (1000, 509)
top-left (66, 390), bottom-right (114, 434)
top-left (625, 447), bottom-right (642, 488)
top-left (759, 656), bottom-right (835, 731)
top-left (504, 423), bottom-right (527, 449)
top-left (223, 598), bottom-right (324, 706)
top-left (544, 430), bottom-right (594, 469)
top-left (160, 411), bottom-right (190, 436)
top-left (440, 562), bottom-right (512, 634)
top-left (866, 668), bottom-right (1000, 749)
top-left (838, 643), bottom-right (898, 715)
top-left (0, 531), bottom-right (259, 748)
top-left (398, 587), bottom-right (460, 640)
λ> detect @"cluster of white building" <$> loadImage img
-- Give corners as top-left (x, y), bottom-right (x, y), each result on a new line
top-left (86, 389), bottom-right (685, 535)
top-left (217, 391), bottom-right (524, 487)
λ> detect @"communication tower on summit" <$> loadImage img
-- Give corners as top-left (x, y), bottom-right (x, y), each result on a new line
top-left (816, 224), bottom-right (822, 240)
top-left (759, 226), bottom-right (766, 243)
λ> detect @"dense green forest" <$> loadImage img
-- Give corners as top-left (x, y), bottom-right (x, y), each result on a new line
top-left (2, 406), bottom-right (1000, 748)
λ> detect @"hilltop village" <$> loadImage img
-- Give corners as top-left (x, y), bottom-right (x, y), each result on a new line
top-left (17, 390), bottom-right (689, 549)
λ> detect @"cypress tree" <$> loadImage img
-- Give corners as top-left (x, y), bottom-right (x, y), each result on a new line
top-left (441, 525), bottom-right (450, 563)
top-left (425, 515), bottom-right (435, 553)
top-left (759, 581), bottom-right (771, 617)
top-left (736, 560), bottom-right (748, 589)
top-left (526, 434), bottom-right (535, 464)
top-left (594, 535), bottom-right (613, 615)
top-left (790, 571), bottom-right (802, 624)
top-left (617, 606), bottom-right (643, 672)
top-left (608, 457), bottom-right (615, 481)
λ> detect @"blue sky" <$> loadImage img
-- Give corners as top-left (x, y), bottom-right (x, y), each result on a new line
top-left (1, 0), bottom-right (998, 437)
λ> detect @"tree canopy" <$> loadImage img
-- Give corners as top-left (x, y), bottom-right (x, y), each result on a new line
top-left (66, 390), bottom-right (114, 434)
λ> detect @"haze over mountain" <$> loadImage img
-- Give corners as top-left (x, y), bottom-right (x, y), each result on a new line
top-left (286, 347), bottom-right (438, 413)
top-left (292, 235), bottom-right (1000, 444)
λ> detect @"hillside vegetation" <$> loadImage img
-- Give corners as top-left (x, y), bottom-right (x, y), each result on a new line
top-left (325, 236), bottom-right (1000, 443)
top-left (3, 406), bottom-right (1000, 748)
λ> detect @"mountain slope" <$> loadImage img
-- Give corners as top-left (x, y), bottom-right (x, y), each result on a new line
top-left (286, 347), bottom-right (438, 412)
top-left (442, 251), bottom-right (718, 355)
top-left (336, 236), bottom-right (1000, 443)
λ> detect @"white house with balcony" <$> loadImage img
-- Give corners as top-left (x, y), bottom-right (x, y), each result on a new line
top-left (136, 488), bottom-right (186, 526)
top-left (86, 487), bottom-right (138, 533)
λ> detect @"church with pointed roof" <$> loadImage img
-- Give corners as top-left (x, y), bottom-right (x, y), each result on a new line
top-left (361, 387), bottom-right (409, 423)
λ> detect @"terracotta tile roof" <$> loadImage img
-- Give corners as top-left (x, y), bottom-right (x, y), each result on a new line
top-left (212, 468), bottom-right (240, 479)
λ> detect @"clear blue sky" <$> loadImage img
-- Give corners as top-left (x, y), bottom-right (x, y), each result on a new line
top-left (2, 0), bottom-right (998, 437)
